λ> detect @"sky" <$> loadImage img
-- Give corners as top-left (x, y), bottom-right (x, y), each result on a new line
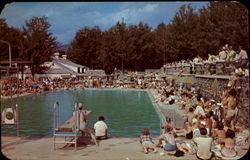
top-left (0, 2), bottom-right (209, 45)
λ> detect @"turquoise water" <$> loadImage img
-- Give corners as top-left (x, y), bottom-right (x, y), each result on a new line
top-left (1, 89), bottom-right (160, 137)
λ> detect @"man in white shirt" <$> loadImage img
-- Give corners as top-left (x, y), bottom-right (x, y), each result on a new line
top-left (94, 116), bottom-right (108, 140)
top-left (193, 128), bottom-right (213, 160)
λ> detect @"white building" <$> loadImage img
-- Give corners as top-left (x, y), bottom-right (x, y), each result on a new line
top-left (43, 53), bottom-right (88, 79)
top-left (19, 53), bottom-right (106, 80)
top-left (20, 53), bottom-right (88, 79)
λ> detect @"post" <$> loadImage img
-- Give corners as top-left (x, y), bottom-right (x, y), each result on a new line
top-left (9, 44), bottom-right (11, 67)
top-left (53, 103), bottom-right (56, 150)
top-left (58, 102), bottom-right (60, 127)
top-left (21, 64), bottom-right (24, 80)
top-left (53, 103), bottom-right (56, 134)
top-left (16, 104), bottom-right (19, 136)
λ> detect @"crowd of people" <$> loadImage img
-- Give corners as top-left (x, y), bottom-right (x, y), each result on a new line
top-left (164, 44), bottom-right (249, 76)
top-left (1, 44), bottom-right (249, 99)
top-left (0, 72), bottom-right (170, 98)
top-left (138, 75), bottom-right (249, 159)
top-left (0, 77), bottom-right (83, 97)
top-left (67, 68), bottom-right (249, 159)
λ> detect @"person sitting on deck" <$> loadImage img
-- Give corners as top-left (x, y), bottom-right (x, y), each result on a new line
top-left (194, 105), bottom-right (206, 118)
top-left (73, 103), bottom-right (98, 146)
top-left (211, 115), bottom-right (219, 131)
top-left (192, 119), bottom-right (201, 139)
top-left (204, 111), bottom-right (213, 132)
top-left (139, 128), bottom-right (157, 154)
top-left (186, 107), bottom-right (195, 124)
top-left (193, 127), bottom-right (214, 160)
top-left (211, 121), bottom-right (226, 145)
top-left (235, 125), bottom-right (250, 150)
top-left (94, 116), bottom-right (108, 140)
top-left (175, 121), bottom-right (193, 139)
top-left (161, 117), bottom-right (177, 136)
top-left (220, 129), bottom-right (237, 158)
top-left (175, 139), bottom-right (196, 155)
top-left (157, 127), bottom-right (177, 151)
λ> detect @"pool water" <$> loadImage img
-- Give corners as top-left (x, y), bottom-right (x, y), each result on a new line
top-left (1, 89), bottom-right (160, 137)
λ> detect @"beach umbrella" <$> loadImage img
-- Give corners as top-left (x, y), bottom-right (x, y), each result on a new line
top-left (160, 74), bottom-right (166, 78)
top-left (184, 77), bottom-right (192, 84)
top-left (172, 75), bottom-right (179, 80)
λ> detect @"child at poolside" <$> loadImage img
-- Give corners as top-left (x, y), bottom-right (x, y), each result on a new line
top-left (140, 128), bottom-right (157, 154)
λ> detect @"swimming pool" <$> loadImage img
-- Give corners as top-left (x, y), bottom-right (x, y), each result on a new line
top-left (1, 89), bottom-right (160, 137)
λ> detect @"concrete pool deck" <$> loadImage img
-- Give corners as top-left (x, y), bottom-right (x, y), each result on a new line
top-left (1, 89), bottom-right (249, 159)
top-left (1, 135), bottom-right (249, 160)
top-left (1, 136), bottom-right (189, 160)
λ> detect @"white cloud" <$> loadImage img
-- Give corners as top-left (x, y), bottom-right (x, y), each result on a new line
top-left (91, 3), bottom-right (159, 28)
top-left (0, 2), bottom-right (207, 44)
top-left (139, 4), bottom-right (158, 12)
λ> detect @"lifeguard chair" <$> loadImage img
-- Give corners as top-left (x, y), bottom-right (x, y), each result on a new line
top-left (53, 102), bottom-right (92, 151)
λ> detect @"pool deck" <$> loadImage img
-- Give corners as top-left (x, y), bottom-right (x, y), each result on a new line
top-left (1, 89), bottom-right (249, 159)
top-left (1, 133), bottom-right (248, 160)
top-left (0, 136), bottom-right (192, 160)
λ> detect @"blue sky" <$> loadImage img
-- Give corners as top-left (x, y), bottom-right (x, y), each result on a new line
top-left (0, 2), bottom-right (208, 45)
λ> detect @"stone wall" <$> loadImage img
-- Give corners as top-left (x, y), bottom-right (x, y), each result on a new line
top-left (165, 61), bottom-right (239, 76)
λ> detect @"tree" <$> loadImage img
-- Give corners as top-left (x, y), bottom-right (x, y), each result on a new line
top-left (167, 4), bottom-right (200, 61)
top-left (111, 21), bottom-right (127, 72)
top-left (153, 22), bottom-right (168, 65)
top-left (0, 18), bottom-right (22, 62)
top-left (67, 1), bottom-right (248, 72)
top-left (20, 16), bottom-right (58, 75)
top-left (68, 26), bottom-right (102, 69)
top-left (203, 2), bottom-right (248, 51)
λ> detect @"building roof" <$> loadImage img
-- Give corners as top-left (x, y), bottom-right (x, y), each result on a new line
top-left (52, 57), bottom-right (86, 68)
top-left (19, 55), bottom-right (107, 77)
top-left (45, 61), bottom-right (80, 75)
